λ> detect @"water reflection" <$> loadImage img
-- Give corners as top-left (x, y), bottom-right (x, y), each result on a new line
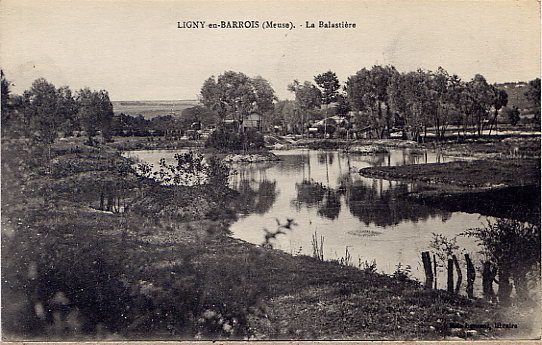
top-left (225, 148), bottom-right (491, 280)
top-left (293, 180), bottom-right (326, 209)
top-left (276, 150), bottom-right (453, 226)
top-left (229, 164), bottom-right (278, 215)
top-left (127, 148), bottom-right (485, 281)
top-left (318, 190), bottom-right (341, 220)
top-left (345, 179), bottom-right (451, 227)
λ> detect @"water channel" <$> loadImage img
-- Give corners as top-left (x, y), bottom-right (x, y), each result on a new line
top-left (126, 148), bottom-right (491, 289)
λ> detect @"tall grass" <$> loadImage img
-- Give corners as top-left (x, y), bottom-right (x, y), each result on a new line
top-left (311, 232), bottom-right (324, 261)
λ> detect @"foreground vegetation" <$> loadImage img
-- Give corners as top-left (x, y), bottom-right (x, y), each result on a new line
top-left (4, 137), bottom-right (538, 340)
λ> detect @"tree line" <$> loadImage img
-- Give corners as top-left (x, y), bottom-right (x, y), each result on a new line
top-left (1, 71), bottom-right (219, 141)
top-left (1, 73), bottom-right (114, 145)
top-left (201, 68), bottom-right (539, 142)
top-left (2, 67), bottom-right (540, 144)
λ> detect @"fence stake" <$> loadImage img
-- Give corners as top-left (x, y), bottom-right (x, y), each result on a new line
top-left (447, 258), bottom-right (454, 293)
top-left (421, 251), bottom-right (433, 289)
top-left (452, 254), bottom-right (462, 294)
top-left (433, 254), bottom-right (438, 289)
top-left (465, 254), bottom-right (475, 299)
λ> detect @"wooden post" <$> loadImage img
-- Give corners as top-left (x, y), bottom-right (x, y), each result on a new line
top-left (482, 261), bottom-right (496, 302)
top-left (447, 258), bottom-right (454, 293)
top-left (433, 254), bottom-right (438, 290)
top-left (452, 255), bottom-right (462, 294)
top-left (421, 251), bottom-right (433, 289)
top-left (465, 254), bottom-right (475, 299)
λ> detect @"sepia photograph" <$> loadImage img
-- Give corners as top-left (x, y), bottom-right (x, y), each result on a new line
top-left (1, 0), bottom-right (541, 342)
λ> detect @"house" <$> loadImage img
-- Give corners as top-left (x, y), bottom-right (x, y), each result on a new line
top-left (243, 112), bottom-right (262, 131)
top-left (219, 112), bottom-right (263, 132)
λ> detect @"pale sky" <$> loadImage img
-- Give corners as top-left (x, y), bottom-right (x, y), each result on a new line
top-left (1, 0), bottom-right (540, 101)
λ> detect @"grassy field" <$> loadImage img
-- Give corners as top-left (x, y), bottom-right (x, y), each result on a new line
top-left (112, 100), bottom-right (199, 119)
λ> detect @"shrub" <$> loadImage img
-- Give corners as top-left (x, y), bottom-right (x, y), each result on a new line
top-left (205, 128), bottom-right (265, 152)
top-left (463, 218), bottom-right (541, 303)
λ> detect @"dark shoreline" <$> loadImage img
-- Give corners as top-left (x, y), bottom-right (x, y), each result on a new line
top-left (359, 159), bottom-right (541, 224)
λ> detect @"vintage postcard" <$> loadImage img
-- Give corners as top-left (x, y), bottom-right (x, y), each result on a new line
top-left (1, 0), bottom-right (540, 342)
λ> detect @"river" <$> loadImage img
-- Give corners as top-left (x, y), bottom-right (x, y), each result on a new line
top-left (125, 148), bottom-right (490, 289)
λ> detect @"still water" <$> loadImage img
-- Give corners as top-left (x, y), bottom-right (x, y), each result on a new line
top-left (127, 148), bottom-right (490, 287)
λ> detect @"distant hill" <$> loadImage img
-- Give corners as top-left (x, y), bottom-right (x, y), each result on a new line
top-left (112, 100), bottom-right (200, 119)
top-left (495, 82), bottom-right (535, 112)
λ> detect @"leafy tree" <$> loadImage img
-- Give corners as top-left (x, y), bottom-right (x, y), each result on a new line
top-left (525, 78), bottom-right (541, 122)
top-left (335, 93), bottom-right (351, 117)
top-left (181, 105), bottom-right (218, 128)
top-left (487, 87), bottom-right (508, 134)
top-left (76, 88), bottom-right (114, 144)
top-left (506, 107), bottom-right (521, 126)
top-left (287, 80), bottom-right (322, 133)
top-left (251, 76), bottom-right (277, 115)
top-left (1, 69), bottom-right (9, 112)
top-left (464, 74), bottom-right (494, 136)
top-left (314, 71), bottom-right (340, 105)
top-left (346, 65), bottom-right (398, 138)
top-left (271, 100), bottom-right (298, 132)
top-left (0, 69), bottom-right (23, 135)
top-left (21, 78), bottom-right (63, 144)
top-left (57, 86), bottom-right (80, 136)
top-left (200, 71), bottom-right (275, 131)
top-left (387, 70), bottom-right (429, 141)
top-left (426, 68), bottom-right (452, 141)
top-left (287, 80), bottom-right (322, 112)
top-left (524, 78), bottom-right (541, 107)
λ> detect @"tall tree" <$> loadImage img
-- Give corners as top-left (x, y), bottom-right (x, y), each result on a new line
top-left (487, 87), bottom-right (508, 134)
top-left (425, 67), bottom-right (464, 141)
top-left (1, 69), bottom-right (9, 112)
top-left (525, 78), bottom-right (541, 123)
top-left (524, 78), bottom-right (541, 107)
top-left (200, 71), bottom-right (275, 131)
top-left (287, 80), bottom-right (322, 133)
top-left (314, 71), bottom-right (340, 106)
top-left (57, 86), bottom-right (80, 135)
top-left (387, 70), bottom-right (429, 142)
top-left (0, 69), bottom-right (20, 134)
top-left (21, 78), bottom-right (62, 144)
top-left (346, 65), bottom-right (398, 138)
top-left (251, 76), bottom-right (276, 114)
top-left (466, 74), bottom-right (494, 136)
top-left (272, 100), bottom-right (298, 132)
top-left (76, 88), bottom-right (114, 144)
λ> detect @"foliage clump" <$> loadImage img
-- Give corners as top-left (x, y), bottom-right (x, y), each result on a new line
top-left (205, 128), bottom-right (264, 152)
top-left (463, 218), bottom-right (541, 303)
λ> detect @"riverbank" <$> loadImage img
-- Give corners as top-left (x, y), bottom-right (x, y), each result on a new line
top-left (359, 158), bottom-right (540, 223)
top-left (2, 138), bottom-right (537, 340)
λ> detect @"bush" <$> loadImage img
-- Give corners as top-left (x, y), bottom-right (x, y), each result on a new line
top-left (205, 128), bottom-right (265, 152)
top-left (463, 218), bottom-right (541, 303)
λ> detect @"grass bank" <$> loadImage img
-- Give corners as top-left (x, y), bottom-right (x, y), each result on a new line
top-left (2, 138), bottom-right (536, 341)
top-left (359, 157), bottom-right (540, 223)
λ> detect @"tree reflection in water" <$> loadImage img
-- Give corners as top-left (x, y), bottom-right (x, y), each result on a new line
top-left (230, 165), bottom-right (278, 215)
top-left (291, 167), bottom-right (451, 226)
top-left (345, 179), bottom-right (451, 227)
top-left (293, 179), bottom-right (326, 209)
top-left (317, 190), bottom-right (341, 220)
